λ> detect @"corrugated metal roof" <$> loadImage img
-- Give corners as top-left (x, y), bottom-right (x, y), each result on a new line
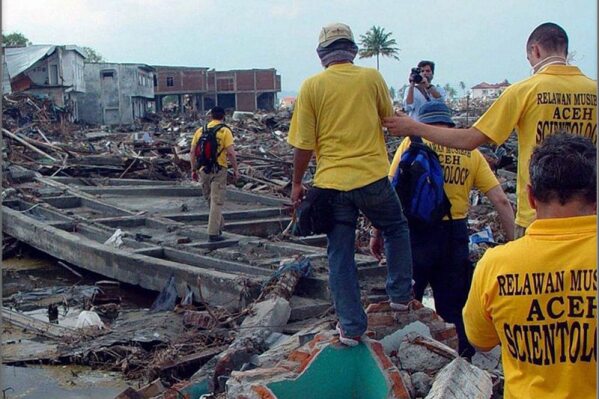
top-left (4, 45), bottom-right (87, 79)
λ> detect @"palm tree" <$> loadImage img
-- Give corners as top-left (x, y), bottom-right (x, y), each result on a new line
top-left (443, 84), bottom-right (457, 99)
top-left (358, 26), bottom-right (400, 70)
top-left (459, 81), bottom-right (467, 97)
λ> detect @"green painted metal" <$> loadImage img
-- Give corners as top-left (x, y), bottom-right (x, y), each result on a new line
top-left (178, 379), bottom-right (209, 399)
top-left (268, 344), bottom-right (388, 399)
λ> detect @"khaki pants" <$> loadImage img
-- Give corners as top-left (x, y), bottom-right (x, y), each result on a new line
top-left (514, 225), bottom-right (526, 239)
top-left (199, 168), bottom-right (227, 236)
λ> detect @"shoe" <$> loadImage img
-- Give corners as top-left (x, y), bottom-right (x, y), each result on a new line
top-left (335, 323), bottom-right (361, 347)
top-left (208, 235), bottom-right (225, 242)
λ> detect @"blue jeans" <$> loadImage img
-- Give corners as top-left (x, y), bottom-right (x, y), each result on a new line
top-left (326, 177), bottom-right (413, 336)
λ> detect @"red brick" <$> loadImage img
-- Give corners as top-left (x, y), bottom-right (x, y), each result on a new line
top-left (387, 370), bottom-right (412, 399)
top-left (370, 341), bottom-right (393, 369)
top-left (252, 385), bottom-right (276, 399)
top-left (367, 312), bottom-right (396, 327)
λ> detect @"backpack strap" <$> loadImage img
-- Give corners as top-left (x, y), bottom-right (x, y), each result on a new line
top-left (210, 123), bottom-right (228, 157)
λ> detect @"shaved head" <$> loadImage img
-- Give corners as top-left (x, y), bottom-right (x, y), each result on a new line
top-left (527, 22), bottom-right (568, 55)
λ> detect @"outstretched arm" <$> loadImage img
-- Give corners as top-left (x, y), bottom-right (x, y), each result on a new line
top-left (383, 114), bottom-right (489, 150)
top-left (486, 185), bottom-right (515, 241)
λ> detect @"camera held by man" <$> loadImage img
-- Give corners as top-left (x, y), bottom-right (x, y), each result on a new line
top-left (402, 60), bottom-right (446, 121)
top-left (409, 67), bottom-right (424, 84)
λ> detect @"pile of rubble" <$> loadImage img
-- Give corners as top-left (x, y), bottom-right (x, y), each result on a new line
top-left (2, 92), bottom-right (517, 398)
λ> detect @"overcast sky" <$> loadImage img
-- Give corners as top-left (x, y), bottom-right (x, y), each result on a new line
top-left (3, 0), bottom-right (597, 95)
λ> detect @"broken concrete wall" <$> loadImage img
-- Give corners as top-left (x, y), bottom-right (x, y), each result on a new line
top-left (2, 53), bottom-right (12, 94)
top-left (78, 63), bottom-right (154, 125)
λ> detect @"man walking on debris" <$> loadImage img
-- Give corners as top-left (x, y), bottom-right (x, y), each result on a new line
top-left (403, 60), bottom-right (446, 121)
top-left (288, 22), bottom-right (414, 346)
top-left (371, 101), bottom-right (515, 359)
top-left (383, 22), bottom-right (597, 238)
top-left (190, 106), bottom-right (239, 242)
top-left (463, 133), bottom-right (597, 398)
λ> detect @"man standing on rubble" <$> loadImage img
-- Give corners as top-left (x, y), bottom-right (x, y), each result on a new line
top-left (190, 106), bottom-right (239, 242)
top-left (288, 23), bottom-right (414, 346)
top-left (371, 101), bottom-right (515, 359)
top-left (383, 22), bottom-right (597, 238)
top-left (403, 60), bottom-right (446, 121)
top-left (463, 133), bottom-right (597, 398)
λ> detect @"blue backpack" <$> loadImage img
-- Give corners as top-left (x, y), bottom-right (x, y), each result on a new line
top-left (391, 137), bottom-right (451, 224)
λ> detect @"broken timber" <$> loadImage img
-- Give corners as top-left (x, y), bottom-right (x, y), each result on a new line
top-left (3, 177), bottom-right (386, 316)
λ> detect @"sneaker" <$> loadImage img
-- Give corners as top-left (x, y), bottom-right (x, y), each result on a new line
top-left (208, 234), bottom-right (225, 242)
top-left (335, 323), bottom-right (361, 347)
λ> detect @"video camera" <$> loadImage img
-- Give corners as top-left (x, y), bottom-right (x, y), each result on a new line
top-left (410, 67), bottom-right (423, 84)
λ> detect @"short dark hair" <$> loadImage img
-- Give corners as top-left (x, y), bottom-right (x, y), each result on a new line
top-left (527, 22), bottom-right (568, 55)
top-left (210, 106), bottom-right (225, 120)
top-left (418, 60), bottom-right (435, 74)
top-left (529, 133), bottom-right (596, 205)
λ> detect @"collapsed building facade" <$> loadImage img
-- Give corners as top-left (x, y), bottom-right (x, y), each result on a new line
top-left (153, 66), bottom-right (281, 113)
top-left (77, 62), bottom-right (155, 125)
top-left (3, 44), bottom-right (87, 120)
top-left (3, 44), bottom-right (282, 126)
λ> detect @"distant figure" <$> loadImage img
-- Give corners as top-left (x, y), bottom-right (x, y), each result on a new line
top-left (403, 60), bottom-right (446, 121)
top-left (371, 101), bottom-right (515, 358)
top-left (463, 133), bottom-right (597, 398)
top-left (288, 22), bottom-right (413, 346)
top-left (190, 106), bottom-right (239, 242)
top-left (384, 22), bottom-right (597, 237)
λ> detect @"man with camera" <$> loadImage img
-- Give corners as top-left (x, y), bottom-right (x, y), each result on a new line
top-left (403, 60), bottom-right (446, 121)
top-left (384, 23), bottom-right (596, 239)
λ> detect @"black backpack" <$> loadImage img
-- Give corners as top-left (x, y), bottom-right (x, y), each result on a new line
top-left (391, 137), bottom-right (452, 225)
top-left (195, 123), bottom-right (227, 173)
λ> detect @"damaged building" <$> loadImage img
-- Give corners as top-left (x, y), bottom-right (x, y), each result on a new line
top-left (3, 44), bottom-right (86, 120)
top-left (154, 66), bottom-right (281, 113)
top-left (77, 63), bottom-right (155, 125)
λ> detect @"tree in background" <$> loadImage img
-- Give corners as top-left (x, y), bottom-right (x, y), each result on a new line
top-left (389, 86), bottom-right (396, 101)
top-left (397, 84), bottom-right (409, 102)
top-left (82, 46), bottom-right (104, 63)
top-left (443, 83), bottom-right (457, 99)
top-left (459, 81), bottom-right (467, 97)
top-left (358, 26), bottom-right (400, 70)
top-left (2, 32), bottom-right (31, 47)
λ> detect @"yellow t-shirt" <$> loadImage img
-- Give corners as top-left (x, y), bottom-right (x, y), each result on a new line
top-left (191, 120), bottom-right (234, 170)
top-left (463, 215), bottom-right (597, 399)
top-left (287, 63), bottom-right (393, 191)
top-left (389, 138), bottom-right (499, 220)
top-left (473, 65), bottom-right (597, 228)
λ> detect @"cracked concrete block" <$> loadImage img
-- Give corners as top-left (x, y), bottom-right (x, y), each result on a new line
top-left (240, 297), bottom-right (291, 335)
top-left (411, 371), bottom-right (433, 398)
top-left (380, 320), bottom-right (431, 355)
top-left (397, 332), bottom-right (457, 374)
top-left (425, 357), bottom-right (493, 399)
top-left (471, 346), bottom-right (501, 372)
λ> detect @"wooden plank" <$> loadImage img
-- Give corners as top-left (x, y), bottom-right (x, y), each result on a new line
top-left (2, 307), bottom-right (74, 339)
top-left (158, 345), bottom-right (226, 373)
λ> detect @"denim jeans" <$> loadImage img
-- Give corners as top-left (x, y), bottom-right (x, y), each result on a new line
top-left (410, 218), bottom-right (474, 357)
top-left (326, 177), bottom-right (413, 336)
